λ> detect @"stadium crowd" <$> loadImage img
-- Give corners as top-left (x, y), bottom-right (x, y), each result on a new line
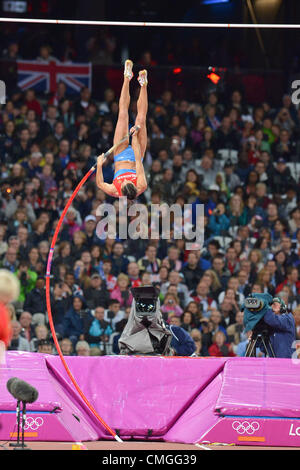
top-left (1, 57), bottom-right (300, 358)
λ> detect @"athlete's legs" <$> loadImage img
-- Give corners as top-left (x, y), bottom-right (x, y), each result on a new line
top-left (113, 60), bottom-right (133, 154)
top-left (135, 70), bottom-right (148, 158)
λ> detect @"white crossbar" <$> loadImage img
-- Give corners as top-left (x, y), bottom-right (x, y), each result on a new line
top-left (0, 17), bottom-right (299, 28)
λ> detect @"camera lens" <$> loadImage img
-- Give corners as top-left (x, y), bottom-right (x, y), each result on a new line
top-left (136, 300), bottom-right (156, 313)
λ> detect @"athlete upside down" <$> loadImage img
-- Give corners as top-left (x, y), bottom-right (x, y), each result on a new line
top-left (96, 60), bottom-right (148, 199)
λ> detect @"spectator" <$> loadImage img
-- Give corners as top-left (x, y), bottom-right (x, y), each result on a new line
top-left (182, 252), bottom-right (204, 291)
top-left (256, 268), bottom-right (276, 296)
top-left (18, 310), bottom-right (35, 343)
top-left (209, 309), bottom-right (228, 338)
top-left (101, 259), bottom-right (117, 292)
top-left (59, 337), bottom-right (74, 356)
top-left (24, 89), bottom-right (43, 118)
top-left (208, 203), bottom-right (230, 236)
top-left (104, 299), bottom-right (125, 329)
top-left (208, 331), bottom-right (236, 357)
top-left (7, 321), bottom-right (30, 351)
top-left (190, 328), bottom-right (205, 356)
top-left (137, 244), bottom-right (161, 274)
top-left (14, 259), bottom-right (37, 304)
top-left (227, 194), bottom-right (248, 229)
top-left (201, 269), bottom-right (223, 301)
top-left (160, 270), bottom-right (191, 308)
top-left (275, 266), bottom-right (300, 297)
top-left (51, 281), bottom-right (72, 335)
top-left (62, 294), bottom-right (93, 347)
top-left (30, 324), bottom-right (50, 352)
top-left (211, 254), bottom-right (231, 289)
top-left (37, 339), bottom-right (54, 354)
top-left (83, 272), bottom-right (110, 309)
top-left (127, 261), bottom-right (142, 288)
top-left (109, 242), bottom-right (129, 276)
top-left (219, 298), bottom-right (237, 328)
top-left (110, 273), bottom-right (133, 309)
top-left (84, 306), bottom-right (113, 350)
top-left (161, 292), bottom-right (183, 321)
top-left (180, 310), bottom-right (196, 333)
top-left (23, 276), bottom-right (49, 315)
top-left (226, 310), bottom-right (247, 347)
top-left (0, 247), bottom-right (18, 272)
top-left (75, 340), bottom-right (90, 356)
top-left (191, 280), bottom-right (218, 318)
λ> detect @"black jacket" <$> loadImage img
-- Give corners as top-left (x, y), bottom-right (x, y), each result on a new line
top-left (182, 265), bottom-right (203, 291)
top-left (83, 285), bottom-right (111, 309)
top-left (23, 287), bottom-right (52, 315)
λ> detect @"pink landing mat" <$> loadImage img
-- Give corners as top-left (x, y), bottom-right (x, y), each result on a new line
top-left (215, 357), bottom-right (300, 418)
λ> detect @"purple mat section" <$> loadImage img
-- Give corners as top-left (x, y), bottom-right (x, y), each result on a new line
top-left (215, 357), bottom-right (300, 418)
top-left (164, 373), bottom-right (223, 444)
top-left (45, 355), bottom-right (226, 436)
top-left (2, 351), bottom-right (62, 412)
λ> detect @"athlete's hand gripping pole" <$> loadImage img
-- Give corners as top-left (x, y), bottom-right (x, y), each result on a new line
top-left (99, 124), bottom-right (140, 163)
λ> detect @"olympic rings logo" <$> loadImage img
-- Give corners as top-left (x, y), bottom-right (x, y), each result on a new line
top-left (23, 416), bottom-right (44, 431)
top-left (232, 420), bottom-right (260, 435)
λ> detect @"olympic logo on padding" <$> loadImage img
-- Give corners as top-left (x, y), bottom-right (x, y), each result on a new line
top-left (232, 420), bottom-right (260, 435)
top-left (23, 416), bottom-right (44, 431)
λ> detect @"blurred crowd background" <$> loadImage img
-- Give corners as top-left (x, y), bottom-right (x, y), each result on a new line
top-left (1, 15), bottom-right (300, 359)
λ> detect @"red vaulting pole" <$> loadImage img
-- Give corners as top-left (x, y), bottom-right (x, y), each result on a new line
top-left (45, 145), bottom-right (127, 441)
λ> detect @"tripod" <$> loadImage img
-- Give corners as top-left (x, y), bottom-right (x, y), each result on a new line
top-left (245, 330), bottom-right (276, 358)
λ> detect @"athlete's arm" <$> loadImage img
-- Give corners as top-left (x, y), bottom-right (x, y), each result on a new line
top-left (132, 134), bottom-right (147, 195)
top-left (96, 154), bottom-right (118, 197)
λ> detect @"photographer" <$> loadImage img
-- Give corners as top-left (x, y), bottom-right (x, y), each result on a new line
top-left (104, 299), bottom-right (125, 329)
top-left (14, 259), bottom-right (37, 304)
top-left (243, 292), bottom-right (295, 358)
top-left (208, 203), bottom-right (230, 236)
top-left (84, 306), bottom-right (113, 353)
top-left (261, 297), bottom-right (296, 358)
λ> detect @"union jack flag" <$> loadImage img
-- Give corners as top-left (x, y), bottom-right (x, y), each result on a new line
top-left (17, 60), bottom-right (92, 94)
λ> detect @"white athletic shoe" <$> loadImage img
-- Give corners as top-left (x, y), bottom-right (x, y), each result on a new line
top-left (138, 69), bottom-right (148, 87)
top-left (124, 59), bottom-right (133, 80)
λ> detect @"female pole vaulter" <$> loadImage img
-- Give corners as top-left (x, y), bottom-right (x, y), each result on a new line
top-left (96, 60), bottom-right (148, 199)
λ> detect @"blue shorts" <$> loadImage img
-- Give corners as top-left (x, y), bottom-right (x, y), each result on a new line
top-left (114, 145), bottom-right (135, 163)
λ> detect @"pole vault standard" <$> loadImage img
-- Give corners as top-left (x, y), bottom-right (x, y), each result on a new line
top-left (0, 17), bottom-right (300, 28)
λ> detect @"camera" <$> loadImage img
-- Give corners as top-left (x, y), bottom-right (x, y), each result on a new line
top-left (244, 296), bottom-right (264, 312)
top-left (131, 285), bottom-right (159, 319)
top-left (107, 310), bottom-right (115, 320)
top-left (78, 308), bottom-right (90, 318)
top-left (242, 293), bottom-right (273, 332)
top-left (243, 293), bottom-right (275, 357)
top-left (20, 271), bottom-right (28, 287)
top-left (243, 293), bottom-right (273, 338)
top-left (118, 285), bottom-right (173, 356)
